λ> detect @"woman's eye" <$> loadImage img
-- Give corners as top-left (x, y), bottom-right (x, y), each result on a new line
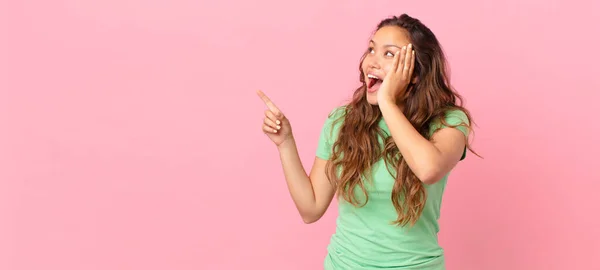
top-left (385, 51), bottom-right (394, 57)
top-left (368, 48), bottom-right (375, 54)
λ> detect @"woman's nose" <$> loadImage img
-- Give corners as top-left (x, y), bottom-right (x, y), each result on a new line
top-left (367, 58), bottom-right (381, 70)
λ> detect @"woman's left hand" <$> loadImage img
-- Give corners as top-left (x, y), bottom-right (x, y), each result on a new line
top-left (377, 44), bottom-right (416, 104)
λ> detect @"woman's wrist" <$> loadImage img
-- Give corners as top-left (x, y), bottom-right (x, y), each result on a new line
top-left (277, 134), bottom-right (296, 151)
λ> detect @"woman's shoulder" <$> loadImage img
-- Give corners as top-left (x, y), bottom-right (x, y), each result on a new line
top-left (321, 105), bottom-right (348, 126)
top-left (428, 107), bottom-right (471, 137)
top-left (316, 105), bottom-right (348, 155)
top-left (318, 105), bottom-right (347, 140)
top-left (430, 108), bottom-right (469, 125)
top-left (327, 105), bottom-right (348, 118)
top-left (444, 108), bottom-right (469, 124)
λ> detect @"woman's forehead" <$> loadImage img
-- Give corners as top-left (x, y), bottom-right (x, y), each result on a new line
top-left (371, 26), bottom-right (410, 46)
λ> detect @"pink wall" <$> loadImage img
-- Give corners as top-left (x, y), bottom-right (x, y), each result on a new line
top-left (2, 0), bottom-right (599, 269)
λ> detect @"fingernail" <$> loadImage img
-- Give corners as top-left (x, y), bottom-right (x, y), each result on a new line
top-left (273, 129), bottom-right (277, 133)
top-left (276, 120), bottom-right (281, 125)
top-left (277, 125), bottom-right (281, 129)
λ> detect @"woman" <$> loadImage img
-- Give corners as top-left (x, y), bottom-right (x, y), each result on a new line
top-left (257, 14), bottom-right (475, 270)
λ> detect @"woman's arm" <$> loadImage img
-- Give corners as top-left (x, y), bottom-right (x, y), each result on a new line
top-left (378, 99), bottom-right (467, 184)
top-left (257, 90), bottom-right (336, 223)
top-left (277, 138), bottom-right (336, 224)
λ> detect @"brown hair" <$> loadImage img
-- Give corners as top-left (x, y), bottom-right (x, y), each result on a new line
top-left (325, 14), bottom-right (477, 226)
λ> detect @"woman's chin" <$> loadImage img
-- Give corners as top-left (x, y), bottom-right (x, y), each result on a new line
top-left (366, 91), bottom-right (379, 105)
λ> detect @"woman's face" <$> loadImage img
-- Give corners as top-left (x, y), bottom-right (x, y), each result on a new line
top-left (361, 26), bottom-right (411, 105)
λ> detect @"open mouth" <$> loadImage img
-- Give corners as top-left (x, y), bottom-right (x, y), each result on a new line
top-left (367, 74), bottom-right (382, 91)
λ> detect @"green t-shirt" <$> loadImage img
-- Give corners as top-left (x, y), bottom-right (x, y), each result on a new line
top-left (316, 107), bottom-right (470, 270)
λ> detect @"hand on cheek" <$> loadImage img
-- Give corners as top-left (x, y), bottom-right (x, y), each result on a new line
top-left (377, 44), bottom-right (415, 104)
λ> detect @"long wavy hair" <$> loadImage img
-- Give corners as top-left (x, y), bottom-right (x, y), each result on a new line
top-left (325, 14), bottom-right (477, 226)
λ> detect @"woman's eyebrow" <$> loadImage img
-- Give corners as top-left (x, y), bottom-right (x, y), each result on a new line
top-left (370, 40), bottom-right (401, 49)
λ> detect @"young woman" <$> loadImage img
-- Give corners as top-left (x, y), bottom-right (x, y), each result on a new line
top-left (257, 14), bottom-right (475, 270)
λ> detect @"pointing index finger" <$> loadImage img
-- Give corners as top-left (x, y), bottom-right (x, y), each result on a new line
top-left (256, 90), bottom-right (283, 116)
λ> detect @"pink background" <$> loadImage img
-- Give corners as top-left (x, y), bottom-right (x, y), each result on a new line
top-left (2, 0), bottom-right (599, 269)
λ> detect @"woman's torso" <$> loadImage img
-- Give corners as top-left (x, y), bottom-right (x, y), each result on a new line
top-left (324, 155), bottom-right (449, 270)
top-left (319, 107), bottom-right (469, 270)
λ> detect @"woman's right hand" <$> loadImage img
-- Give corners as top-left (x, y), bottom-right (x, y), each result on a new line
top-left (257, 90), bottom-right (294, 147)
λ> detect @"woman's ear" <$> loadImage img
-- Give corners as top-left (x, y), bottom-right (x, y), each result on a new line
top-left (411, 76), bottom-right (418, 84)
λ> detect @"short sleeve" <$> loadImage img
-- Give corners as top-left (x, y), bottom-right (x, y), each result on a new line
top-left (315, 107), bottom-right (345, 160)
top-left (429, 109), bottom-right (471, 160)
